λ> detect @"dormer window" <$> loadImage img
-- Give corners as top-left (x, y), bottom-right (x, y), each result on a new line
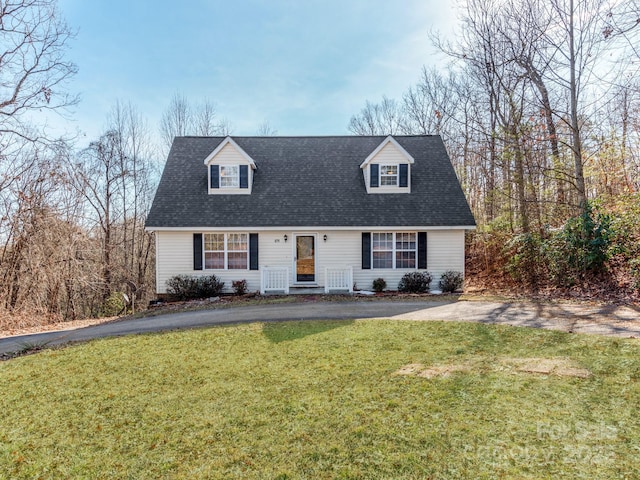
top-left (360, 136), bottom-right (414, 194)
top-left (220, 165), bottom-right (239, 188)
top-left (380, 164), bottom-right (398, 186)
top-left (210, 164), bottom-right (249, 190)
top-left (204, 137), bottom-right (256, 195)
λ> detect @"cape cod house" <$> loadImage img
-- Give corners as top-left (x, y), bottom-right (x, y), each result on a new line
top-left (145, 135), bottom-right (476, 294)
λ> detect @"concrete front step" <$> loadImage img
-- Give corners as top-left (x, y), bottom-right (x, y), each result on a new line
top-left (287, 286), bottom-right (327, 295)
top-left (263, 286), bottom-right (353, 295)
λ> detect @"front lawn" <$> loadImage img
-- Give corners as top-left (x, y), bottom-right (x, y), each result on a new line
top-left (1, 320), bottom-right (639, 478)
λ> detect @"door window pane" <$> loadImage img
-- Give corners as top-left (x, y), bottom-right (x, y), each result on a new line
top-left (296, 236), bottom-right (315, 281)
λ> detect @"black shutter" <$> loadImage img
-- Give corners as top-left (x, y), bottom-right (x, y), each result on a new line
top-left (370, 164), bottom-right (379, 188)
top-left (362, 232), bottom-right (371, 269)
top-left (418, 232), bottom-right (427, 269)
top-left (249, 233), bottom-right (259, 270)
top-left (193, 233), bottom-right (203, 270)
top-left (210, 165), bottom-right (219, 189)
top-left (240, 165), bottom-right (249, 189)
top-left (399, 164), bottom-right (408, 187)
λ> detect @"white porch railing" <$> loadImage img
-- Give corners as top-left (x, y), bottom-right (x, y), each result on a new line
top-left (261, 267), bottom-right (290, 294)
top-left (325, 267), bottom-right (353, 293)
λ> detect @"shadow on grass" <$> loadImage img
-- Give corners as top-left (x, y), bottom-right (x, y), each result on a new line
top-left (262, 319), bottom-right (355, 343)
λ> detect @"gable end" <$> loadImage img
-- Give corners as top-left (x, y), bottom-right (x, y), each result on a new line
top-left (205, 137), bottom-right (256, 195)
top-left (361, 136), bottom-right (413, 194)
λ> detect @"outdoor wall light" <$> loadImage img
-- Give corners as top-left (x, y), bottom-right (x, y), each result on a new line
top-left (323, 234), bottom-right (328, 242)
top-left (284, 235), bottom-right (288, 242)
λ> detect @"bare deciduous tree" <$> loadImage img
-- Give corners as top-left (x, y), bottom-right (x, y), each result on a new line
top-left (256, 120), bottom-right (278, 136)
top-left (0, 0), bottom-right (78, 143)
top-left (194, 100), bottom-right (219, 136)
top-left (159, 93), bottom-right (192, 152)
top-left (348, 96), bottom-right (404, 135)
top-left (160, 93), bottom-right (233, 154)
top-left (71, 102), bottom-right (158, 312)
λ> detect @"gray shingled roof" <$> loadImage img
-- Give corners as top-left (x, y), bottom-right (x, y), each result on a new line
top-left (145, 135), bottom-right (476, 228)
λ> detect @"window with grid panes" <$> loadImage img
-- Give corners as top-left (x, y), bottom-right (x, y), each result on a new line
top-left (204, 233), bottom-right (248, 269)
top-left (380, 164), bottom-right (398, 186)
top-left (372, 232), bottom-right (416, 269)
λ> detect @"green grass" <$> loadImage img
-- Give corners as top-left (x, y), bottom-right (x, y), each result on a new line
top-left (1, 320), bottom-right (639, 479)
top-left (130, 293), bottom-right (463, 320)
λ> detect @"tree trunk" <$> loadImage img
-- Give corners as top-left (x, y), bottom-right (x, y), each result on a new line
top-left (569, 0), bottom-right (587, 211)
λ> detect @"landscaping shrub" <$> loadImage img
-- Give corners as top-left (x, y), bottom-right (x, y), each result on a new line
top-left (198, 275), bottom-right (225, 298)
top-left (372, 278), bottom-right (386, 293)
top-left (465, 197), bottom-right (640, 301)
top-left (166, 274), bottom-right (225, 300)
top-left (166, 275), bottom-right (199, 300)
top-left (500, 202), bottom-right (615, 288)
top-left (631, 258), bottom-right (640, 291)
top-left (439, 270), bottom-right (464, 293)
top-left (542, 202), bottom-right (614, 286)
top-left (100, 291), bottom-right (126, 316)
top-left (232, 280), bottom-right (248, 295)
top-left (398, 271), bottom-right (432, 293)
top-left (557, 202), bottom-right (612, 273)
top-left (504, 232), bottom-right (546, 287)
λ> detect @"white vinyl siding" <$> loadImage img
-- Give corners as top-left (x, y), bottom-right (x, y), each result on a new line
top-left (426, 230), bottom-right (465, 284)
top-left (373, 142), bottom-right (408, 164)
top-left (154, 229), bottom-right (466, 294)
top-left (155, 231), bottom-right (260, 294)
top-left (156, 231), bottom-right (194, 293)
top-left (211, 143), bottom-right (246, 165)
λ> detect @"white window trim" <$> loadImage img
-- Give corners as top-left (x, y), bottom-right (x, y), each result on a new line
top-left (208, 164), bottom-right (252, 195)
top-left (219, 165), bottom-right (240, 188)
top-left (371, 232), bottom-right (417, 269)
top-left (203, 233), bottom-right (249, 270)
top-left (379, 164), bottom-right (399, 187)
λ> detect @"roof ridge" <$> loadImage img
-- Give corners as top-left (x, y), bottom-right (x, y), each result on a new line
top-left (175, 134), bottom-right (441, 139)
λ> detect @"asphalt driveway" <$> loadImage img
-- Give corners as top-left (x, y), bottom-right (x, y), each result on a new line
top-left (1, 300), bottom-right (639, 357)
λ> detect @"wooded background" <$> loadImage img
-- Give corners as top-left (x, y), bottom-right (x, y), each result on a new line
top-left (349, 0), bottom-right (640, 301)
top-left (1, 0), bottom-right (639, 329)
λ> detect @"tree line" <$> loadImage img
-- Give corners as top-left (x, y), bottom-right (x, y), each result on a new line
top-left (2, 0), bottom-right (639, 329)
top-left (350, 0), bottom-right (640, 297)
top-left (0, 2), bottom-right (266, 328)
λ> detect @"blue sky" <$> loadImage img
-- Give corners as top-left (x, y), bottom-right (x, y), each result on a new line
top-left (57, 0), bottom-right (456, 141)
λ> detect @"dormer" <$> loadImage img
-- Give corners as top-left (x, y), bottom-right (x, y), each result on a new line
top-left (360, 136), bottom-right (414, 194)
top-left (204, 136), bottom-right (257, 195)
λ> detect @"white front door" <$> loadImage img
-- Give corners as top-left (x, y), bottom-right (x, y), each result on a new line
top-left (295, 234), bottom-right (316, 283)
